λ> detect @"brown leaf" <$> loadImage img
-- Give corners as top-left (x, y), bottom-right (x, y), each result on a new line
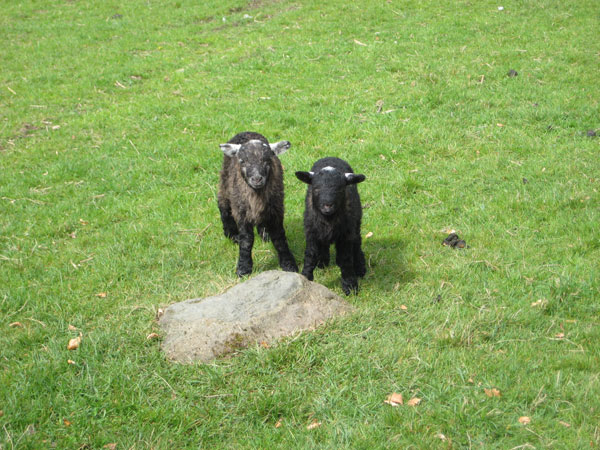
top-left (559, 421), bottom-right (571, 428)
top-left (63, 419), bottom-right (72, 427)
top-left (0, 410), bottom-right (4, 417)
top-left (68, 324), bottom-right (78, 331)
top-left (275, 418), bottom-right (283, 428)
top-left (365, 231), bottom-right (373, 239)
top-left (518, 416), bottom-right (531, 425)
top-left (307, 420), bottom-right (322, 430)
top-left (96, 292), bottom-right (107, 298)
top-left (260, 341), bottom-right (270, 349)
top-left (384, 392), bottom-right (403, 406)
top-left (353, 39), bottom-right (367, 46)
top-left (67, 359), bottom-right (76, 365)
top-left (399, 305), bottom-right (408, 311)
top-left (146, 333), bottom-right (159, 340)
top-left (9, 322), bottom-right (24, 328)
top-left (79, 219), bottom-right (89, 226)
top-left (407, 397), bottom-right (421, 406)
top-left (555, 332), bottom-right (565, 339)
top-left (103, 444), bottom-right (117, 450)
top-left (484, 388), bottom-right (501, 398)
top-left (67, 336), bottom-right (81, 350)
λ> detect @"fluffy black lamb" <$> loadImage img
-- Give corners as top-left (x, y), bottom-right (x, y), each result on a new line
top-left (295, 157), bottom-right (366, 295)
top-left (218, 131), bottom-right (298, 277)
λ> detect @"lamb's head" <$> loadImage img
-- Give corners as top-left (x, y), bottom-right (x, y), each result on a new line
top-left (220, 139), bottom-right (290, 190)
top-left (296, 166), bottom-right (365, 217)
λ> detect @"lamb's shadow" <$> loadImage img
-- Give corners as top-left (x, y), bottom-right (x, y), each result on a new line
top-left (257, 223), bottom-right (413, 295)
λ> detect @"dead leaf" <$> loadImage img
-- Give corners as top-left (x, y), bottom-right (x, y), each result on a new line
top-left (365, 231), bottom-right (373, 239)
top-left (555, 333), bottom-right (565, 339)
top-left (103, 444), bottom-right (117, 450)
top-left (399, 305), bottom-right (408, 311)
top-left (353, 39), bottom-right (367, 46)
top-left (260, 341), bottom-right (270, 349)
top-left (79, 219), bottom-right (89, 226)
top-left (484, 388), bottom-right (501, 397)
top-left (441, 227), bottom-right (456, 234)
top-left (384, 392), bottom-right (403, 406)
top-left (69, 232), bottom-right (77, 239)
top-left (436, 433), bottom-right (447, 441)
top-left (307, 420), bottom-right (322, 430)
top-left (156, 308), bottom-right (164, 320)
top-left (518, 416), bottom-right (531, 425)
top-left (67, 336), bottom-right (81, 350)
top-left (497, 123), bottom-right (504, 127)
top-left (407, 397), bottom-right (421, 406)
top-left (559, 421), bottom-right (571, 428)
top-left (9, 322), bottom-right (24, 328)
top-left (146, 333), bottom-right (159, 340)
top-left (0, 410), bottom-right (4, 417)
top-left (68, 324), bottom-right (78, 331)
top-left (467, 378), bottom-right (474, 384)
top-left (67, 359), bottom-right (76, 365)
top-left (63, 419), bottom-right (72, 427)
top-left (275, 418), bottom-right (282, 428)
top-left (531, 299), bottom-right (547, 308)
top-left (96, 292), bottom-right (107, 298)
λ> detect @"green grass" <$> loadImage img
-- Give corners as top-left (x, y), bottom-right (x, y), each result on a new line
top-left (1, 0), bottom-right (599, 447)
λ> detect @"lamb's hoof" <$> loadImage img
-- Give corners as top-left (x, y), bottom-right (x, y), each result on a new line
top-left (301, 270), bottom-right (314, 281)
top-left (258, 228), bottom-right (270, 242)
top-left (225, 233), bottom-right (240, 243)
top-left (281, 261), bottom-right (299, 273)
top-left (342, 278), bottom-right (359, 295)
top-left (316, 259), bottom-right (330, 269)
top-left (236, 264), bottom-right (252, 277)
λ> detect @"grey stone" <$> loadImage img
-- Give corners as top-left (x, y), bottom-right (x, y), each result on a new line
top-left (159, 270), bottom-right (354, 363)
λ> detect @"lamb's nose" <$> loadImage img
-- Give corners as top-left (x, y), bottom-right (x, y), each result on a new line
top-left (251, 176), bottom-right (264, 184)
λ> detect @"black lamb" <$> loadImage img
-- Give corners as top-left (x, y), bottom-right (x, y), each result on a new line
top-left (218, 132), bottom-right (298, 277)
top-left (295, 157), bottom-right (366, 294)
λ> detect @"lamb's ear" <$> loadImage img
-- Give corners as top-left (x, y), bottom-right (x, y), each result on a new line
top-left (295, 171), bottom-right (314, 184)
top-left (270, 140), bottom-right (291, 156)
top-left (345, 173), bottom-right (366, 185)
top-left (220, 143), bottom-right (241, 157)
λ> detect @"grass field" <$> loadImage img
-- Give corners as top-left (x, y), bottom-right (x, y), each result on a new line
top-left (1, 0), bottom-right (599, 448)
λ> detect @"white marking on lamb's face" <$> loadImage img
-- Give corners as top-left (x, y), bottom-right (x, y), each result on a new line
top-left (322, 166), bottom-right (336, 172)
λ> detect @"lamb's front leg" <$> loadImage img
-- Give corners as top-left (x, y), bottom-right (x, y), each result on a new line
top-left (236, 222), bottom-right (254, 277)
top-left (267, 220), bottom-right (298, 273)
top-left (301, 236), bottom-right (320, 281)
top-left (335, 239), bottom-right (358, 295)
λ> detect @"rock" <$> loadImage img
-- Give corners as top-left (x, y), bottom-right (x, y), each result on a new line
top-left (507, 69), bottom-right (518, 77)
top-left (159, 270), bottom-right (355, 363)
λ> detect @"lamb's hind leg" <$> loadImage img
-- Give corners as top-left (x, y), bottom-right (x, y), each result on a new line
top-left (218, 198), bottom-right (239, 242)
top-left (267, 221), bottom-right (298, 273)
top-left (236, 223), bottom-right (254, 277)
top-left (335, 239), bottom-right (358, 295)
top-left (353, 239), bottom-right (366, 278)
top-left (317, 242), bottom-right (330, 268)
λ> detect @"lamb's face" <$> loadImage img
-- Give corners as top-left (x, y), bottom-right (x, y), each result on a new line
top-left (237, 141), bottom-right (273, 190)
top-left (295, 166), bottom-right (366, 217)
top-left (310, 168), bottom-right (347, 216)
top-left (220, 138), bottom-right (291, 191)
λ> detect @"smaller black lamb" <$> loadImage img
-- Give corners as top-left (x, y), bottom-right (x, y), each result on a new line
top-left (295, 157), bottom-right (366, 295)
top-left (218, 132), bottom-right (298, 277)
